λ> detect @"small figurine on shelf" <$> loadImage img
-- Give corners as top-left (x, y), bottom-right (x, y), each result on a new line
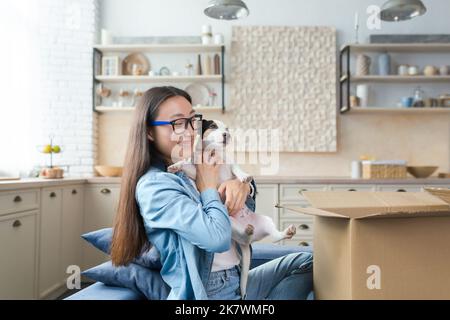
top-left (185, 60), bottom-right (194, 76)
top-left (354, 12), bottom-right (360, 44)
top-left (196, 54), bottom-right (202, 75)
top-left (131, 88), bottom-right (144, 107)
top-left (412, 86), bottom-right (426, 108)
top-left (118, 88), bottom-right (130, 107)
top-left (208, 90), bottom-right (217, 106)
top-left (37, 135), bottom-right (64, 179)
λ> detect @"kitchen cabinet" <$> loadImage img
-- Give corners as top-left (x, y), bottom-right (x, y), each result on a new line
top-left (254, 184), bottom-right (279, 244)
top-left (376, 185), bottom-right (422, 192)
top-left (0, 210), bottom-right (38, 299)
top-left (61, 186), bottom-right (84, 283)
top-left (328, 184), bottom-right (376, 192)
top-left (0, 189), bottom-right (39, 216)
top-left (83, 185), bottom-right (120, 269)
top-left (277, 184), bottom-right (328, 247)
top-left (39, 188), bottom-right (62, 298)
top-left (39, 185), bottom-right (85, 299)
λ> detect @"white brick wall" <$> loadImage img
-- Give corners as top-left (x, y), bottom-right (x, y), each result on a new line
top-left (37, 0), bottom-right (99, 177)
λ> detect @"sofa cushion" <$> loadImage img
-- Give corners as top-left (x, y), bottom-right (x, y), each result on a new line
top-left (82, 228), bottom-right (162, 270)
top-left (82, 261), bottom-right (170, 300)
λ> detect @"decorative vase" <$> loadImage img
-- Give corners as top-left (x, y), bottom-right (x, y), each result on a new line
top-left (356, 84), bottom-right (369, 107)
top-left (424, 65), bottom-right (438, 76)
top-left (378, 52), bottom-right (390, 75)
top-left (355, 54), bottom-right (371, 76)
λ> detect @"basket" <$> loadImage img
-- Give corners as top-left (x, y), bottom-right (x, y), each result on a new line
top-left (362, 160), bottom-right (407, 179)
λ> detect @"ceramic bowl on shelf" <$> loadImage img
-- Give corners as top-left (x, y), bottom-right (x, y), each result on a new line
top-left (122, 53), bottom-right (150, 76)
top-left (95, 165), bottom-right (123, 177)
top-left (185, 83), bottom-right (210, 106)
top-left (406, 166), bottom-right (438, 178)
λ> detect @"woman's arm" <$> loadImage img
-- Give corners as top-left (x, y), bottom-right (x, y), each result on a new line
top-left (136, 174), bottom-right (231, 253)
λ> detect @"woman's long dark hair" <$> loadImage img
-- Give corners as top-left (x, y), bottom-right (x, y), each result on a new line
top-left (111, 86), bottom-right (192, 266)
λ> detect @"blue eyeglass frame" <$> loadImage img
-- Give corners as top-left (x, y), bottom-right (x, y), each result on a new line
top-left (149, 114), bottom-right (203, 131)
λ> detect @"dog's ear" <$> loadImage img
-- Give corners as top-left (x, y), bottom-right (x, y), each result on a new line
top-left (202, 119), bottom-right (218, 137)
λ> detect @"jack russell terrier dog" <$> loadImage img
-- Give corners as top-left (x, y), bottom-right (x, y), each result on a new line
top-left (167, 119), bottom-right (296, 297)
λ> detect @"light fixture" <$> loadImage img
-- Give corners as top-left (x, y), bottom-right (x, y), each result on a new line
top-left (204, 0), bottom-right (249, 20)
top-left (379, 0), bottom-right (427, 22)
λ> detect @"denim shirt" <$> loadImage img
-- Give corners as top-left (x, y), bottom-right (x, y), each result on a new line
top-left (135, 158), bottom-right (256, 300)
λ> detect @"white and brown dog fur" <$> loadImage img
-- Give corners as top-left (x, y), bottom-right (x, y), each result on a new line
top-left (167, 119), bottom-right (296, 297)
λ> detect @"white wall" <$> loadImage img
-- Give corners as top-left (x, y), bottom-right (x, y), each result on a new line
top-left (1, 0), bottom-right (101, 177)
top-left (36, 0), bottom-right (99, 177)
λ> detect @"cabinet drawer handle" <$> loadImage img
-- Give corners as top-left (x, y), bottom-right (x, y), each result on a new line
top-left (101, 188), bottom-right (111, 194)
top-left (298, 241), bottom-right (310, 247)
top-left (299, 188), bottom-right (308, 195)
top-left (12, 220), bottom-right (22, 228)
top-left (348, 189), bottom-right (357, 192)
top-left (397, 189), bottom-right (407, 192)
top-left (72, 189), bottom-right (77, 195)
top-left (13, 195), bottom-right (22, 203)
top-left (50, 192), bottom-right (57, 198)
top-left (299, 224), bottom-right (309, 230)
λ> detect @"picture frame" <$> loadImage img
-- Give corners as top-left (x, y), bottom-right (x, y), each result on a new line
top-left (101, 56), bottom-right (120, 76)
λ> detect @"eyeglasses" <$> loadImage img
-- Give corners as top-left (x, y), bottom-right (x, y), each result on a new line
top-left (150, 114), bottom-right (202, 134)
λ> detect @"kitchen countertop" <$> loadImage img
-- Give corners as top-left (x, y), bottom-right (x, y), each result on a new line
top-left (1, 176), bottom-right (449, 191)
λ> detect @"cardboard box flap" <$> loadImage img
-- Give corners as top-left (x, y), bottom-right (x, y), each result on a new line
top-left (302, 191), bottom-right (450, 219)
top-left (276, 204), bottom-right (348, 218)
top-left (424, 187), bottom-right (450, 205)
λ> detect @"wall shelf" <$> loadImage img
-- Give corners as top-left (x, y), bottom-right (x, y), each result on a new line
top-left (92, 43), bottom-right (226, 113)
top-left (339, 43), bottom-right (450, 114)
top-left (93, 44), bottom-right (223, 53)
top-left (340, 43), bottom-right (450, 53)
top-left (94, 106), bottom-right (223, 113)
top-left (95, 75), bottom-right (222, 83)
top-left (348, 75), bottom-right (450, 83)
top-left (343, 107), bottom-right (450, 114)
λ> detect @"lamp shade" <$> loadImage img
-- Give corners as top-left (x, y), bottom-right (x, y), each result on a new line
top-left (204, 0), bottom-right (249, 20)
top-left (380, 0), bottom-right (427, 22)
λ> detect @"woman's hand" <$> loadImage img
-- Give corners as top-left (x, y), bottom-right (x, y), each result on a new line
top-left (218, 179), bottom-right (251, 216)
top-left (195, 150), bottom-right (220, 193)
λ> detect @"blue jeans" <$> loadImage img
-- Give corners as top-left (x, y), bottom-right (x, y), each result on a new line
top-left (206, 252), bottom-right (313, 300)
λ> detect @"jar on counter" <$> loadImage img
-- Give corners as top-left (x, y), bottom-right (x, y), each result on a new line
top-left (351, 160), bottom-right (362, 179)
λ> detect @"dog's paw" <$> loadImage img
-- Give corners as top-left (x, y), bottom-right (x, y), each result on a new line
top-left (167, 164), bottom-right (182, 173)
top-left (245, 224), bottom-right (254, 236)
top-left (284, 224), bottom-right (296, 239)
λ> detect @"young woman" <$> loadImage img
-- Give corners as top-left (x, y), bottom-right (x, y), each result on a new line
top-left (110, 86), bottom-right (313, 300)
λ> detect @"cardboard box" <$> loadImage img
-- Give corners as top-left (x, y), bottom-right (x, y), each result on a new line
top-left (280, 188), bottom-right (450, 299)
